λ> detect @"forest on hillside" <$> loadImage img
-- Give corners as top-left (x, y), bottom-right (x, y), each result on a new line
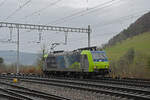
top-left (104, 12), bottom-right (150, 78)
top-left (103, 11), bottom-right (150, 48)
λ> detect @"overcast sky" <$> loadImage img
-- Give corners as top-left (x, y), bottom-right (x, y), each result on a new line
top-left (0, 0), bottom-right (150, 53)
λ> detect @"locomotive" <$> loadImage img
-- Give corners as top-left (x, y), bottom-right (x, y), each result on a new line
top-left (43, 47), bottom-right (110, 77)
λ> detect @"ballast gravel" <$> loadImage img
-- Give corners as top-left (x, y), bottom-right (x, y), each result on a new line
top-left (10, 80), bottom-right (129, 100)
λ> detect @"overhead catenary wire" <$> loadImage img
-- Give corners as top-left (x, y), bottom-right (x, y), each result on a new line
top-left (17, 0), bottom-right (22, 7)
top-left (5, 0), bottom-right (31, 20)
top-left (94, 9), bottom-right (150, 28)
top-left (76, 0), bottom-right (122, 18)
top-left (86, 0), bottom-right (89, 10)
top-left (0, 0), bottom-right (7, 7)
top-left (23, 0), bottom-right (63, 19)
top-left (37, 29), bottom-right (43, 43)
top-left (59, 0), bottom-right (122, 25)
top-left (47, 0), bottom-right (119, 24)
top-left (8, 27), bottom-right (13, 41)
top-left (0, 0), bottom-right (149, 51)
top-left (89, 10), bottom-right (150, 45)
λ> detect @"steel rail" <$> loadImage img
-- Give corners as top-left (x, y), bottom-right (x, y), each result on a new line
top-left (0, 93), bottom-right (22, 100)
top-left (3, 76), bottom-right (150, 100)
top-left (14, 76), bottom-right (150, 88)
top-left (98, 77), bottom-right (150, 84)
top-left (19, 78), bottom-right (150, 94)
top-left (88, 79), bottom-right (150, 88)
top-left (0, 87), bottom-right (33, 100)
top-left (19, 79), bottom-right (150, 100)
top-left (1, 75), bottom-right (150, 88)
top-left (0, 81), bottom-right (70, 100)
top-left (7, 88), bottom-right (68, 100)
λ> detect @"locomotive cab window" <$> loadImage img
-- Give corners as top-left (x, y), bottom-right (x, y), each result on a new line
top-left (91, 51), bottom-right (108, 62)
top-left (46, 57), bottom-right (56, 63)
top-left (81, 54), bottom-right (89, 69)
top-left (83, 55), bottom-right (88, 59)
top-left (81, 55), bottom-right (88, 61)
top-left (46, 56), bottom-right (57, 68)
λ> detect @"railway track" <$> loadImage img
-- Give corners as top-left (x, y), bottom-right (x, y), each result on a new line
top-left (84, 78), bottom-right (150, 88)
top-left (8, 75), bottom-right (150, 88)
top-left (50, 76), bottom-right (150, 88)
top-left (1, 75), bottom-right (150, 100)
top-left (0, 91), bottom-right (23, 100)
top-left (0, 87), bottom-right (33, 100)
top-left (0, 80), bottom-right (70, 100)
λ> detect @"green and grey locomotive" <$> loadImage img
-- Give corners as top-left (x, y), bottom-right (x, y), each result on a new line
top-left (43, 47), bottom-right (110, 77)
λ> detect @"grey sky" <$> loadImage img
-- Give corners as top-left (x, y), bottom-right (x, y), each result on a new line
top-left (0, 0), bottom-right (150, 53)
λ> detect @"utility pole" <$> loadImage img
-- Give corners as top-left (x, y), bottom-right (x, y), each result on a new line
top-left (8, 27), bottom-right (13, 41)
top-left (0, 22), bottom-right (92, 73)
top-left (17, 27), bottom-right (19, 73)
top-left (64, 31), bottom-right (68, 45)
top-left (88, 25), bottom-right (91, 47)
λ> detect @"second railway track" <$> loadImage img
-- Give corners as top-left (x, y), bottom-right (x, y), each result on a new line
top-left (0, 79), bottom-right (70, 100)
top-left (1, 75), bottom-right (150, 100)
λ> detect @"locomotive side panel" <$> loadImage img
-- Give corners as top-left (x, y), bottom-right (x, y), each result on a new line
top-left (46, 56), bottom-right (57, 68)
top-left (43, 49), bottom-right (110, 76)
top-left (80, 55), bottom-right (89, 72)
top-left (43, 56), bottom-right (57, 71)
top-left (45, 52), bottom-right (84, 72)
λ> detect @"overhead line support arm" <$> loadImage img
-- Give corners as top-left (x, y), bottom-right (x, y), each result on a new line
top-left (0, 22), bottom-right (88, 33)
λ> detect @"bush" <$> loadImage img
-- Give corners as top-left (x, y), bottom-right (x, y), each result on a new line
top-left (109, 49), bottom-right (150, 78)
top-left (123, 48), bottom-right (135, 64)
top-left (147, 57), bottom-right (150, 68)
top-left (0, 57), bottom-right (4, 64)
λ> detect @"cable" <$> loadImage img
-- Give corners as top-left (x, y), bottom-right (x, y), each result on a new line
top-left (18, 0), bottom-right (25, 8)
top-left (47, 0), bottom-right (118, 24)
top-left (48, 0), bottom-right (117, 24)
top-left (0, 0), bottom-right (7, 7)
top-left (5, 0), bottom-right (31, 20)
top-left (23, 0), bottom-right (63, 19)
top-left (8, 27), bottom-right (13, 41)
top-left (56, 0), bottom-right (122, 25)
top-left (77, 0), bottom-right (121, 18)
top-left (86, 0), bottom-right (89, 10)
top-left (94, 10), bottom-right (150, 28)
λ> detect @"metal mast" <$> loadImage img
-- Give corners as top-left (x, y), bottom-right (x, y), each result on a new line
top-left (0, 22), bottom-right (91, 73)
top-left (17, 26), bottom-right (19, 73)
